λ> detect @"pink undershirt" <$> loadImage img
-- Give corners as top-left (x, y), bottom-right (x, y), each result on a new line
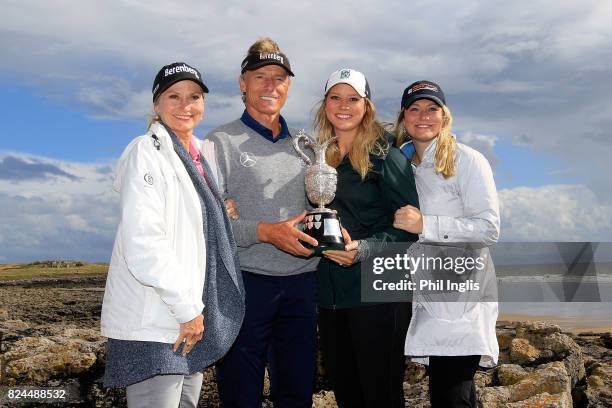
top-left (189, 139), bottom-right (205, 178)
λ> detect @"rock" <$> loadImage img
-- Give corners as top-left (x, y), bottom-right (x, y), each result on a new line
top-left (506, 391), bottom-right (572, 408)
top-left (519, 326), bottom-right (585, 386)
top-left (508, 361), bottom-right (571, 402)
top-left (510, 338), bottom-right (540, 364)
top-left (0, 308), bottom-right (8, 320)
top-left (263, 366), bottom-right (270, 397)
top-left (0, 319), bottom-right (30, 330)
top-left (2, 331), bottom-right (104, 385)
top-left (497, 364), bottom-right (528, 386)
top-left (562, 350), bottom-right (586, 388)
top-left (404, 362), bottom-right (427, 384)
top-left (312, 390), bottom-right (337, 408)
top-left (584, 361), bottom-right (612, 407)
top-left (198, 367), bottom-right (220, 408)
top-left (515, 321), bottom-right (562, 337)
top-left (601, 333), bottom-right (612, 349)
top-left (497, 327), bottom-right (516, 350)
top-left (536, 332), bottom-right (581, 356)
top-left (404, 380), bottom-right (430, 408)
top-left (478, 361), bottom-right (571, 406)
top-left (474, 369), bottom-right (495, 388)
top-left (478, 386), bottom-right (511, 407)
top-left (87, 379), bottom-right (127, 408)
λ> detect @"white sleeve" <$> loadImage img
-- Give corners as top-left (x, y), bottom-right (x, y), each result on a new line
top-left (119, 143), bottom-right (203, 323)
top-left (420, 151), bottom-right (500, 246)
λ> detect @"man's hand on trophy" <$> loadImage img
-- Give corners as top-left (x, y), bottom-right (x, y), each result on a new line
top-left (224, 198), bottom-right (239, 220)
top-left (257, 211), bottom-right (318, 257)
top-left (322, 227), bottom-right (358, 266)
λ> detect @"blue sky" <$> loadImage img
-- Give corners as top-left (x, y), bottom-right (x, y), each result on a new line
top-left (1, 0), bottom-right (611, 262)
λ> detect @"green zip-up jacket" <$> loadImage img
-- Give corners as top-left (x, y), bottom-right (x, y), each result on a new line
top-left (316, 133), bottom-right (419, 309)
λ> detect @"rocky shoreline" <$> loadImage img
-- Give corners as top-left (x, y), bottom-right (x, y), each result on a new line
top-left (0, 277), bottom-right (610, 407)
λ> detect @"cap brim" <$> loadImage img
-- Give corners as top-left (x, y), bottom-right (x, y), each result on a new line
top-left (245, 60), bottom-right (294, 76)
top-left (155, 78), bottom-right (209, 101)
top-left (402, 95), bottom-right (444, 110)
top-left (325, 79), bottom-right (367, 98)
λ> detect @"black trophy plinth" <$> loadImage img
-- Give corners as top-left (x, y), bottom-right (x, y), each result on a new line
top-left (303, 210), bottom-right (345, 255)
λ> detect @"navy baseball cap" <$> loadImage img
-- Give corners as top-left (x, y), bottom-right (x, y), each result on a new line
top-left (152, 62), bottom-right (209, 101)
top-left (400, 80), bottom-right (446, 110)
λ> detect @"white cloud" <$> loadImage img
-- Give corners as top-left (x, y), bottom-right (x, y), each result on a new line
top-left (1, 150), bottom-right (610, 262)
top-left (456, 132), bottom-right (499, 168)
top-left (0, 152), bottom-right (118, 262)
top-left (499, 184), bottom-right (612, 241)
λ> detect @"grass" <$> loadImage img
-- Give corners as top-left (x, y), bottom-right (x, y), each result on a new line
top-left (0, 262), bottom-right (108, 281)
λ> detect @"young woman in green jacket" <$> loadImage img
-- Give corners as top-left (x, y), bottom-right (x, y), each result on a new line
top-left (314, 68), bottom-right (419, 408)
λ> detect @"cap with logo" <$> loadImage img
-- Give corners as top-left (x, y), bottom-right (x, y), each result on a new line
top-left (152, 62), bottom-right (209, 102)
top-left (400, 80), bottom-right (446, 110)
top-left (324, 68), bottom-right (371, 99)
top-left (241, 52), bottom-right (294, 76)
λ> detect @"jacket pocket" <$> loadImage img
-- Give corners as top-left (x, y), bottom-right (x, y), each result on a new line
top-left (141, 288), bottom-right (181, 330)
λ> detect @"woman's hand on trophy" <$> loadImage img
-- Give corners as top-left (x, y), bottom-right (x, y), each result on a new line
top-left (322, 245), bottom-right (358, 266)
top-left (323, 228), bottom-right (358, 266)
top-left (224, 198), bottom-right (239, 220)
top-left (257, 211), bottom-right (318, 257)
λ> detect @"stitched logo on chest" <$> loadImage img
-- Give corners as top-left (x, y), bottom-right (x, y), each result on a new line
top-left (239, 152), bottom-right (257, 167)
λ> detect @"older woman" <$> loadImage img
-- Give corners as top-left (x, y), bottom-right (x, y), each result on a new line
top-left (315, 69), bottom-right (419, 408)
top-left (393, 81), bottom-right (500, 408)
top-left (101, 62), bottom-right (244, 408)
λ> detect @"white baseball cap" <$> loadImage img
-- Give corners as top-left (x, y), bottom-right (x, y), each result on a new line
top-left (324, 68), bottom-right (371, 99)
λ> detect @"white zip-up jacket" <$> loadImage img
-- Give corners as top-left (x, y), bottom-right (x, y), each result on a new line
top-left (404, 138), bottom-right (500, 367)
top-left (101, 122), bottom-right (218, 344)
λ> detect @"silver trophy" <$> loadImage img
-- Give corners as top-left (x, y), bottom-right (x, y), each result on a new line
top-left (293, 131), bottom-right (344, 253)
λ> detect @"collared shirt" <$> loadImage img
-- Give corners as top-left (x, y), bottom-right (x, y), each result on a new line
top-left (189, 138), bottom-right (205, 177)
top-left (240, 109), bottom-right (290, 142)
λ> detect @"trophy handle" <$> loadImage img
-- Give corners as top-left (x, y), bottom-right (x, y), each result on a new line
top-left (292, 131), bottom-right (313, 165)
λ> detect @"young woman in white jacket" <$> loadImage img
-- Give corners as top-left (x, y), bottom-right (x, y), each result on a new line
top-left (392, 81), bottom-right (500, 408)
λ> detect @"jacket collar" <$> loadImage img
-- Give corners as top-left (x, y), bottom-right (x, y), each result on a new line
top-left (421, 138), bottom-right (438, 164)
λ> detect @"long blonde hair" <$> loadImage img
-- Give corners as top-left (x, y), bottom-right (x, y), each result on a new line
top-left (394, 104), bottom-right (456, 178)
top-left (314, 97), bottom-right (388, 180)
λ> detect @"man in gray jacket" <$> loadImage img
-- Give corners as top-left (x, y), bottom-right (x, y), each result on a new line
top-left (207, 37), bottom-right (319, 408)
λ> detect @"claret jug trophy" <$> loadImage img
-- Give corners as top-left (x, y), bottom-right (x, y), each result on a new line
top-left (293, 131), bottom-right (345, 254)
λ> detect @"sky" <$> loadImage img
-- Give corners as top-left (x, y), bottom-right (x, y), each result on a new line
top-left (1, 0), bottom-right (611, 262)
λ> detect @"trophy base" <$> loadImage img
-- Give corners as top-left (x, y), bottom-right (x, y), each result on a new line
top-left (302, 210), bottom-right (345, 256)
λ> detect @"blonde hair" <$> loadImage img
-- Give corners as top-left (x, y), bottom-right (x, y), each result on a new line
top-left (147, 114), bottom-right (159, 129)
top-left (395, 104), bottom-right (456, 178)
top-left (246, 37), bottom-right (281, 54)
top-left (314, 97), bottom-right (388, 180)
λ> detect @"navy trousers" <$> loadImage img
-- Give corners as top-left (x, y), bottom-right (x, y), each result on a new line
top-left (216, 270), bottom-right (317, 408)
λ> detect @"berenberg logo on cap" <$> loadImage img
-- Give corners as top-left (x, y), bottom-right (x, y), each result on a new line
top-left (164, 64), bottom-right (199, 79)
top-left (340, 69), bottom-right (351, 79)
top-left (259, 53), bottom-right (284, 64)
top-left (407, 82), bottom-right (439, 95)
